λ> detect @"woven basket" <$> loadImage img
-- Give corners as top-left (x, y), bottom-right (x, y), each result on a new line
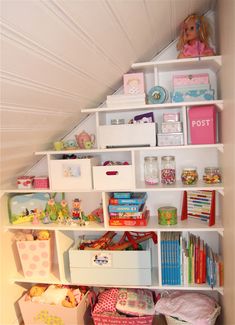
top-left (165, 303), bottom-right (221, 325)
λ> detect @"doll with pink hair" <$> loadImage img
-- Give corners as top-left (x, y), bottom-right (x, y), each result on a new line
top-left (177, 14), bottom-right (215, 59)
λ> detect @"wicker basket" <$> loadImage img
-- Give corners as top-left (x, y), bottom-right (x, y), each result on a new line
top-left (165, 303), bottom-right (221, 325)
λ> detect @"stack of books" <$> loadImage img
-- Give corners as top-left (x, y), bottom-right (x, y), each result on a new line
top-left (161, 232), bottom-right (223, 287)
top-left (106, 94), bottom-right (146, 108)
top-left (108, 192), bottom-right (149, 226)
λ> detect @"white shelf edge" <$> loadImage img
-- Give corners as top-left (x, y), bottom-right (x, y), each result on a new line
top-left (81, 99), bottom-right (223, 113)
top-left (131, 55), bottom-right (222, 71)
top-left (34, 143), bottom-right (224, 156)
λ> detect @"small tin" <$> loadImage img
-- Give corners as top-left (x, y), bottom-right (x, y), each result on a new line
top-left (158, 206), bottom-right (177, 225)
top-left (111, 119), bottom-right (125, 125)
top-left (17, 176), bottom-right (34, 189)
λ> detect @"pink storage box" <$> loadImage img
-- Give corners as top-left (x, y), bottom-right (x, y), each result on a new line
top-left (18, 291), bottom-right (89, 325)
top-left (16, 239), bottom-right (52, 278)
top-left (17, 176), bottom-right (34, 189)
top-left (188, 105), bottom-right (217, 144)
top-left (93, 314), bottom-right (153, 325)
top-left (33, 176), bottom-right (49, 189)
top-left (163, 112), bottom-right (180, 122)
top-left (173, 73), bottom-right (209, 87)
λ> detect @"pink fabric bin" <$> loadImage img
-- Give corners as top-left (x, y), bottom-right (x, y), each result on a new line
top-left (33, 176), bottom-right (49, 189)
top-left (188, 105), bottom-right (217, 144)
top-left (93, 314), bottom-right (153, 325)
top-left (16, 239), bottom-right (52, 278)
top-left (18, 292), bottom-right (89, 325)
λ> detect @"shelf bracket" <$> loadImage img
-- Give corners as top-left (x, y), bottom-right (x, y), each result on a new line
top-left (218, 189), bottom-right (224, 196)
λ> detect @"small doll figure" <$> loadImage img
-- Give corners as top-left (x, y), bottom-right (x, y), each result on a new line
top-left (72, 198), bottom-right (82, 221)
top-left (177, 14), bottom-right (215, 59)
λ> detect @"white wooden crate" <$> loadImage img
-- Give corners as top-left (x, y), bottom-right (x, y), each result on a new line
top-left (49, 157), bottom-right (99, 190)
top-left (69, 241), bottom-right (152, 286)
top-left (93, 165), bottom-right (134, 190)
top-left (98, 123), bottom-right (157, 148)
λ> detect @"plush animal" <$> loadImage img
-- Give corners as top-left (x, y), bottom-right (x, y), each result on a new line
top-left (29, 284), bottom-right (76, 308)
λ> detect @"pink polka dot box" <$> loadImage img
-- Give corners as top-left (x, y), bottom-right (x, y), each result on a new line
top-left (16, 239), bottom-right (52, 278)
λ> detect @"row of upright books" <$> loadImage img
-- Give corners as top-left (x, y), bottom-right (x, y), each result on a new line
top-left (108, 192), bottom-right (149, 227)
top-left (161, 232), bottom-right (223, 287)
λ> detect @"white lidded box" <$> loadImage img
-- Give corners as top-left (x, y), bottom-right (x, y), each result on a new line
top-left (18, 291), bottom-right (89, 325)
top-left (49, 157), bottom-right (99, 190)
top-left (158, 133), bottom-right (184, 146)
top-left (93, 164), bottom-right (134, 190)
top-left (69, 240), bottom-right (152, 286)
top-left (98, 123), bottom-right (157, 148)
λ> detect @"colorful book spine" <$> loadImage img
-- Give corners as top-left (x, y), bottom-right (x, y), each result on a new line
top-left (108, 204), bottom-right (142, 213)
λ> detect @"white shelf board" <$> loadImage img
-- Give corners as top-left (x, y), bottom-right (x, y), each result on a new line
top-left (131, 55), bottom-right (222, 73)
top-left (34, 143), bottom-right (224, 156)
top-left (135, 180), bottom-right (224, 193)
top-left (4, 221), bottom-right (105, 232)
top-left (81, 99), bottom-right (223, 113)
top-left (11, 267), bottom-right (60, 284)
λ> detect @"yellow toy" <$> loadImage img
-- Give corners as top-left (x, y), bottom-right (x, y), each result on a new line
top-left (36, 230), bottom-right (50, 240)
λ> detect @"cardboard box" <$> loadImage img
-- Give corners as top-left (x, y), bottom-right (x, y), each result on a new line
top-left (18, 291), bottom-right (89, 325)
top-left (69, 240), bottom-right (152, 286)
top-left (49, 157), bottom-right (99, 190)
top-left (16, 239), bottom-right (52, 278)
top-left (188, 105), bottom-right (217, 144)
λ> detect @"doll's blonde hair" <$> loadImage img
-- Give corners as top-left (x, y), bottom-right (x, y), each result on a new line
top-left (177, 14), bottom-right (212, 51)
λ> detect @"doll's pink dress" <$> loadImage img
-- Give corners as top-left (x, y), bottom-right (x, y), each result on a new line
top-left (182, 40), bottom-right (214, 57)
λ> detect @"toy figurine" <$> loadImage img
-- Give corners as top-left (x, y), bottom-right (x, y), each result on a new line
top-left (177, 14), bottom-right (215, 59)
top-left (72, 198), bottom-right (82, 221)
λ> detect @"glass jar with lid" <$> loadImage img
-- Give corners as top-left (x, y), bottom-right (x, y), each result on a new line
top-left (203, 167), bottom-right (222, 184)
top-left (161, 156), bottom-right (176, 184)
top-left (181, 167), bottom-right (198, 185)
top-left (144, 156), bottom-right (159, 185)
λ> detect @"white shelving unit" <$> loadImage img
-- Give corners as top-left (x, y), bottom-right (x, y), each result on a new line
top-left (1, 56), bottom-right (224, 296)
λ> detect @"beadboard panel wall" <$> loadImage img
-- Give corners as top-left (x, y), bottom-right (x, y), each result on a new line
top-left (1, 0), bottom-right (213, 189)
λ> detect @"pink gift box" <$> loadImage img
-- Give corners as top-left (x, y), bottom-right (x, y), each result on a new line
top-left (16, 239), bottom-right (52, 278)
top-left (18, 291), bottom-right (89, 325)
top-left (188, 105), bottom-right (217, 144)
top-left (173, 73), bottom-right (209, 87)
top-left (163, 112), bottom-right (180, 122)
top-left (33, 176), bottom-right (49, 189)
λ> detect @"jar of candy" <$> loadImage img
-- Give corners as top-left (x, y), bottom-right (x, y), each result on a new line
top-left (203, 167), bottom-right (222, 184)
top-left (181, 168), bottom-right (198, 185)
top-left (144, 156), bottom-right (159, 185)
top-left (161, 156), bottom-right (176, 184)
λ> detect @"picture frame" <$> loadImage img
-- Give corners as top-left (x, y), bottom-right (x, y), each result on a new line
top-left (123, 72), bottom-right (145, 95)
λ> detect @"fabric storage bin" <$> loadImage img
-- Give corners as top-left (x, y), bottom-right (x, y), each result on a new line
top-left (49, 157), bottom-right (99, 190)
top-left (93, 314), bottom-right (153, 324)
top-left (188, 105), bottom-right (217, 144)
top-left (69, 240), bottom-right (152, 286)
top-left (16, 239), bottom-right (53, 278)
top-left (33, 176), bottom-right (49, 189)
top-left (98, 123), bottom-right (157, 148)
top-left (18, 291), bottom-right (89, 325)
top-left (93, 164), bottom-right (134, 190)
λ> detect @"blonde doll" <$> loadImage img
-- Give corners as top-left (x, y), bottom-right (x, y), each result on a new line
top-left (177, 14), bottom-right (215, 59)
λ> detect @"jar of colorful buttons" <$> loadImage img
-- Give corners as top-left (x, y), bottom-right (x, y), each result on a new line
top-left (203, 167), bottom-right (222, 184)
top-left (161, 156), bottom-right (176, 184)
top-left (181, 167), bottom-right (198, 185)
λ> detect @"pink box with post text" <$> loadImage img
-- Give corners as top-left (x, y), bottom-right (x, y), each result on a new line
top-left (188, 105), bottom-right (217, 144)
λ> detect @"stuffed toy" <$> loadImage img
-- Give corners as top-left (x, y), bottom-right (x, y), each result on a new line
top-left (177, 14), bottom-right (215, 58)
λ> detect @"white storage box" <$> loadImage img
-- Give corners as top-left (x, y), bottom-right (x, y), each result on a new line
top-left (98, 123), bottom-right (157, 148)
top-left (93, 164), bottom-right (133, 190)
top-left (158, 133), bottom-right (184, 146)
top-left (69, 241), bottom-right (152, 286)
top-left (49, 157), bottom-right (99, 190)
top-left (161, 122), bottom-right (183, 134)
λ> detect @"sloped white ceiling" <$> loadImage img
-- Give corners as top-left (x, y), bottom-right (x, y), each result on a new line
top-left (0, 0), bottom-right (214, 188)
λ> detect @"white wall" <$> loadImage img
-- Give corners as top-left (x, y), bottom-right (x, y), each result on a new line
top-left (218, 0), bottom-right (235, 323)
